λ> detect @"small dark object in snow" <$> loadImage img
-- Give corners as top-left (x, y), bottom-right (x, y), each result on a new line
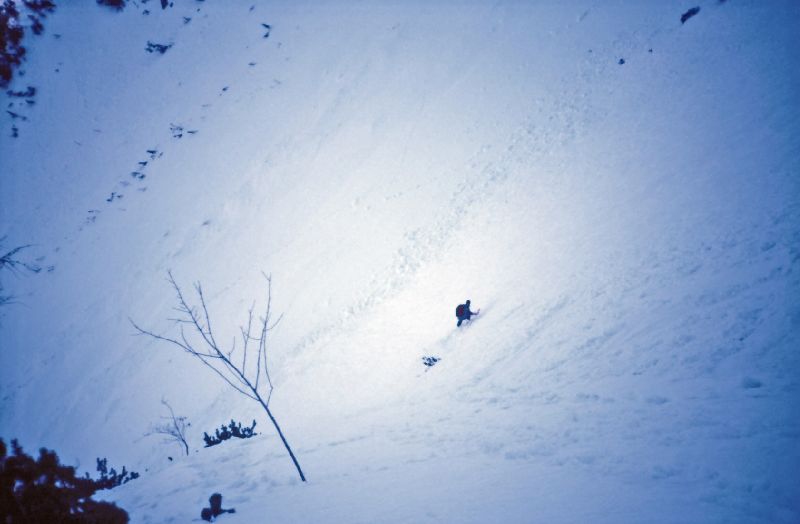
top-left (28, 15), bottom-right (44, 35)
top-left (648, 48), bottom-right (653, 53)
top-left (183, 16), bottom-right (191, 24)
top-left (201, 493), bottom-right (236, 522)
top-left (145, 41), bottom-right (172, 54)
top-left (6, 86), bottom-right (36, 98)
top-left (262, 23), bottom-right (271, 38)
top-left (96, 0), bottom-right (126, 10)
top-left (11, 125), bottom-right (18, 138)
top-left (681, 7), bottom-right (700, 24)
top-left (618, 58), bottom-right (625, 65)
top-left (6, 110), bottom-right (27, 121)
top-left (160, 0), bottom-right (170, 9)
top-left (170, 123), bottom-right (184, 138)
top-left (422, 356), bottom-right (440, 368)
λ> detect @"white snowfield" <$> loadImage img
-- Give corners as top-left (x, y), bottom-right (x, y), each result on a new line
top-left (1, 0), bottom-right (798, 522)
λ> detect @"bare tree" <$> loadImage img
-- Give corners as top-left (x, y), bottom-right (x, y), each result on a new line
top-left (147, 398), bottom-right (190, 456)
top-left (0, 239), bottom-right (41, 307)
top-left (131, 272), bottom-right (306, 482)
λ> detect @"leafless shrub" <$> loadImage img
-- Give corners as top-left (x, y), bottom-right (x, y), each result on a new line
top-left (0, 238), bottom-right (41, 307)
top-left (131, 272), bottom-right (306, 482)
top-left (146, 399), bottom-right (190, 456)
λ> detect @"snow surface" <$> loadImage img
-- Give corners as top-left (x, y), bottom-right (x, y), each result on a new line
top-left (1, 0), bottom-right (799, 522)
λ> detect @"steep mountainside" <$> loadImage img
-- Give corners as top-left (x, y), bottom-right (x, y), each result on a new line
top-left (1, 1), bottom-right (798, 522)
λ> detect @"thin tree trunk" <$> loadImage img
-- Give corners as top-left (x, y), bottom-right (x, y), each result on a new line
top-left (258, 398), bottom-right (306, 482)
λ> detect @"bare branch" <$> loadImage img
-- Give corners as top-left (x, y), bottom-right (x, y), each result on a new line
top-left (0, 243), bottom-right (41, 274)
top-left (195, 282), bottom-right (219, 350)
top-left (145, 399), bottom-right (190, 456)
top-left (192, 348), bottom-right (257, 400)
top-left (133, 271), bottom-right (306, 481)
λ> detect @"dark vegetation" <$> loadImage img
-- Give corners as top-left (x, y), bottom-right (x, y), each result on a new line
top-left (681, 7), bottom-right (701, 24)
top-left (7, 85), bottom-right (35, 97)
top-left (91, 457), bottom-right (140, 489)
top-left (0, 240), bottom-right (45, 307)
top-left (0, 438), bottom-right (130, 523)
top-left (132, 273), bottom-right (308, 482)
top-left (145, 40), bottom-right (172, 54)
top-left (422, 356), bottom-right (440, 368)
top-left (147, 399), bottom-right (191, 456)
top-left (0, 0), bottom-right (54, 83)
top-left (203, 419), bottom-right (258, 448)
top-left (97, 0), bottom-right (126, 12)
top-left (1, 0), bottom-right (54, 88)
top-left (200, 493), bottom-right (235, 522)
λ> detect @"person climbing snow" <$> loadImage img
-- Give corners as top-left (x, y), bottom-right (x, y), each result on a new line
top-left (455, 299), bottom-right (479, 327)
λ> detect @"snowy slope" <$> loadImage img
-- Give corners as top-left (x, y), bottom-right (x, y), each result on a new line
top-left (2, 0), bottom-right (799, 522)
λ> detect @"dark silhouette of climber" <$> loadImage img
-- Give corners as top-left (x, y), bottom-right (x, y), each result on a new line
top-left (455, 300), bottom-right (479, 327)
top-left (201, 493), bottom-right (235, 521)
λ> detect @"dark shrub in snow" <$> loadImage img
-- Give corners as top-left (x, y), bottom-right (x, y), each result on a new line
top-left (91, 457), bottom-right (140, 489)
top-left (145, 40), bottom-right (172, 54)
top-left (0, 438), bottom-right (129, 523)
top-left (0, 0), bottom-right (55, 86)
top-left (97, 0), bottom-right (126, 11)
top-left (422, 356), bottom-right (440, 368)
top-left (203, 419), bottom-right (258, 447)
top-left (0, 1), bottom-right (26, 87)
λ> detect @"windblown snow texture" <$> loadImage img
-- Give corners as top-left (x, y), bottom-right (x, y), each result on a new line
top-left (1, 1), bottom-right (798, 523)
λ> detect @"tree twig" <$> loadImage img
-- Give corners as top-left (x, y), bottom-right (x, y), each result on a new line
top-left (131, 272), bottom-right (306, 482)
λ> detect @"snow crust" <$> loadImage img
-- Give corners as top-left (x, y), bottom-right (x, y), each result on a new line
top-left (1, 1), bottom-right (799, 522)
